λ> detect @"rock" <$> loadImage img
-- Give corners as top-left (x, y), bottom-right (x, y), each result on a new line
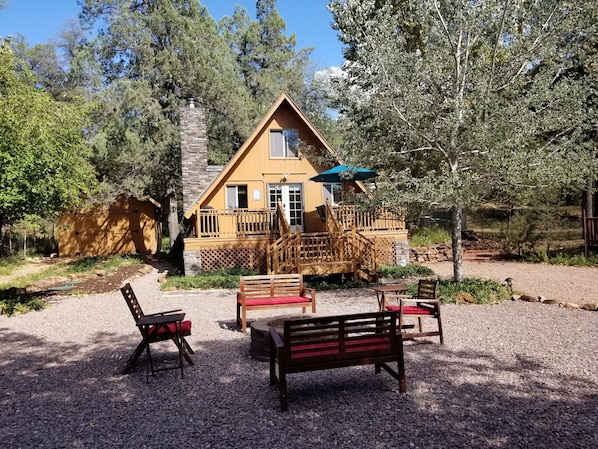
top-left (511, 294), bottom-right (521, 301)
top-left (519, 294), bottom-right (539, 302)
top-left (96, 270), bottom-right (106, 277)
top-left (456, 292), bottom-right (477, 304)
top-left (561, 302), bottom-right (580, 309)
top-left (580, 303), bottom-right (597, 311)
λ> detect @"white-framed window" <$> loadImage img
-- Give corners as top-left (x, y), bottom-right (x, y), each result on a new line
top-left (226, 185), bottom-right (248, 211)
top-left (270, 129), bottom-right (298, 158)
top-left (323, 183), bottom-right (343, 206)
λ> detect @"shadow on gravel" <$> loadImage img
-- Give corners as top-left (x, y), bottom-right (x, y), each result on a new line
top-left (1, 327), bottom-right (596, 449)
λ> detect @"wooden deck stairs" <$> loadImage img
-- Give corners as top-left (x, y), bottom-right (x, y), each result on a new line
top-left (267, 202), bottom-right (379, 281)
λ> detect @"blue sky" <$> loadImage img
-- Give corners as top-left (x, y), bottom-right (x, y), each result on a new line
top-left (0, 0), bottom-right (343, 69)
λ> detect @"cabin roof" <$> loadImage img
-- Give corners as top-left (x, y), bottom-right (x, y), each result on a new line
top-left (184, 92), bottom-right (342, 219)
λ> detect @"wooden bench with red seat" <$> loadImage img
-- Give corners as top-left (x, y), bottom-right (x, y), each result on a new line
top-left (268, 311), bottom-right (406, 411)
top-left (236, 274), bottom-right (316, 333)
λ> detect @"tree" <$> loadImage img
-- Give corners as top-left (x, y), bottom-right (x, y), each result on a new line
top-left (78, 0), bottom-right (256, 246)
top-left (219, 0), bottom-right (313, 111)
top-left (11, 21), bottom-right (102, 103)
top-left (330, 0), bottom-right (598, 281)
top-left (0, 42), bottom-right (97, 236)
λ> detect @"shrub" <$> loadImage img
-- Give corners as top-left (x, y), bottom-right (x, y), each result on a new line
top-left (379, 264), bottom-right (434, 279)
top-left (410, 226), bottom-right (451, 247)
top-left (0, 256), bottom-right (26, 276)
top-left (66, 255), bottom-right (143, 273)
top-left (0, 291), bottom-right (47, 316)
top-left (160, 267), bottom-right (258, 290)
top-left (305, 274), bottom-right (368, 290)
top-left (438, 278), bottom-right (511, 304)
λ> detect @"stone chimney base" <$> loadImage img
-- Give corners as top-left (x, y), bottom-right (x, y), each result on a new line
top-left (394, 241), bottom-right (410, 265)
top-left (183, 250), bottom-right (202, 275)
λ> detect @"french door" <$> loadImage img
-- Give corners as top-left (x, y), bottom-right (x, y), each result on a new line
top-left (268, 184), bottom-right (304, 232)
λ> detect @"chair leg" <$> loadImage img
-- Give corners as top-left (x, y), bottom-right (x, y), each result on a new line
top-left (436, 307), bottom-right (444, 345)
top-left (418, 317), bottom-right (424, 332)
top-left (183, 338), bottom-right (195, 354)
top-left (171, 336), bottom-right (194, 366)
top-left (279, 370), bottom-right (288, 412)
top-left (122, 339), bottom-right (148, 374)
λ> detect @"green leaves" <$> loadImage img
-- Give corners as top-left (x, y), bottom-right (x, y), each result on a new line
top-left (0, 43), bottom-right (97, 228)
top-left (330, 0), bottom-right (598, 279)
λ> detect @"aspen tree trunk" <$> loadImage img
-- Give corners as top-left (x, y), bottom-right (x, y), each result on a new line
top-left (452, 205), bottom-right (464, 282)
top-left (167, 189), bottom-right (179, 249)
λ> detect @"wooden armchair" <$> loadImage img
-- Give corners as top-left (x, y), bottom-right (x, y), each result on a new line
top-left (383, 279), bottom-right (444, 344)
top-left (120, 283), bottom-right (194, 374)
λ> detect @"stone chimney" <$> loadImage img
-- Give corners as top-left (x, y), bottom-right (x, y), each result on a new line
top-left (180, 98), bottom-right (210, 213)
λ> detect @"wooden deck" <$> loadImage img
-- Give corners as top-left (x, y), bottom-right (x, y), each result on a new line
top-left (184, 202), bottom-right (406, 279)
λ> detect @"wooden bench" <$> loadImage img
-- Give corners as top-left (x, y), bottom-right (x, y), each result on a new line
top-left (236, 274), bottom-right (316, 333)
top-left (269, 311), bottom-right (406, 411)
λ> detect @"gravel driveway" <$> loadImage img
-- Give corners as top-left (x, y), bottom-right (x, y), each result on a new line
top-left (1, 262), bottom-right (596, 448)
top-left (427, 260), bottom-right (598, 305)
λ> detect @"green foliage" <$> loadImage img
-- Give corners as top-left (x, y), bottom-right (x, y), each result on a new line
top-left (410, 226), bottom-right (451, 247)
top-left (65, 255), bottom-right (143, 273)
top-left (0, 292), bottom-right (47, 316)
top-left (329, 0), bottom-right (598, 280)
top-left (0, 42), bottom-right (97, 229)
top-left (0, 256), bottom-right (25, 276)
top-left (160, 267), bottom-right (258, 290)
top-left (499, 212), bottom-right (543, 255)
top-left (379, 264), bottom-right (434, 279)
top-left (219, 0), bottom-right (313, 111)
top-left (438, 278), bottom-right (511, 305)
top-left (526, 251), bottom-right (598, 267)
top-left (79, 0), bottom-right (258, 208)
top-left (304, 274), bottom-right (368, 290)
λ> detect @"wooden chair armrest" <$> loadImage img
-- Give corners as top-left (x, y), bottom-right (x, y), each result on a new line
top-left (384, 293), bottom-right (413, 300)
top-left (399, 298), bottom-right (439, 304)
top-left (269, 327), bottom-right (285, 349)
top-left (301, 287), bottom-right (316, 299)
top-left (145, 309), bottom-right (182, 317)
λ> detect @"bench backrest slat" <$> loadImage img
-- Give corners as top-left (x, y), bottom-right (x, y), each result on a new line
top-left (282, 311), bottom-right (399, 364)
top-left (240, 274), bottom-right (303, 298)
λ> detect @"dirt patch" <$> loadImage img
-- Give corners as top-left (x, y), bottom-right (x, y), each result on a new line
top-left (57, 264), bottom-right (154, 295)
top-left (1, 262), bottom-right (155, 297)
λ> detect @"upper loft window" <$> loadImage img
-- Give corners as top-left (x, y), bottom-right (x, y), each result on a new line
top-left (270, 129), bottom-right (298, 158)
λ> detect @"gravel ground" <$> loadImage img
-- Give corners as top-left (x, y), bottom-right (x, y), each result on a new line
top-left (1, 264), bottom-right (597, 449)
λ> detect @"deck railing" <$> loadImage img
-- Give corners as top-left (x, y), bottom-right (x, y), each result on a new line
top-left (192, 204), bottom-right (403, 239)
top-left (333, 205), bottom-right (405, 232)
top-left (267, 227), bottom-right (378, 280)
top-left (197, 208), bottom-right (277, 238)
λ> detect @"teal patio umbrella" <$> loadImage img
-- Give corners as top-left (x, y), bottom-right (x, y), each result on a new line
top-left (310, 164), bottom-right (378, 183)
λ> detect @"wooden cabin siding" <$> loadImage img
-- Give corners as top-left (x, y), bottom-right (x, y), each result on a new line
top-left (58, 196), bottom-right (161, 257)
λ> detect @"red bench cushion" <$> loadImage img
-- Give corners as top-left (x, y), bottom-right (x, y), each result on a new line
top-left (240, 296), bottom-right (311, 306)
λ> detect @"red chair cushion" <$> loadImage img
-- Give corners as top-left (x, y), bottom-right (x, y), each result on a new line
top-left (240, 296), bottom-right (311, 306)
top-left (148, 320), bottom-right (192, 338)
top-left (386, 305), bottom-right (434, 315)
